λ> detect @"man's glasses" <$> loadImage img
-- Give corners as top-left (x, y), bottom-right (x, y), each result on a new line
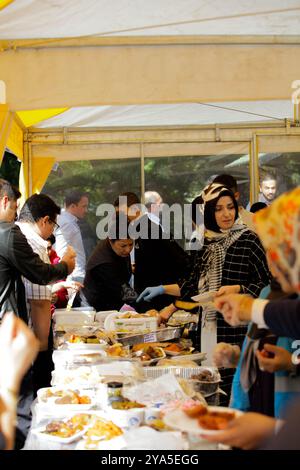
top-left (49, 219), bottom-right (60, 230)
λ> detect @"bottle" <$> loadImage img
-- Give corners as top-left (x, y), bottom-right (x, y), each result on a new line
top-left (106, 381), bottom-right (123, 405)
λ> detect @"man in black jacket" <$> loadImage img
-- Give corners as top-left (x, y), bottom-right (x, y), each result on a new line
top-left (0, 179), bottom-right (76, 448)
top-left (114, 192), bottom-right (188, 310)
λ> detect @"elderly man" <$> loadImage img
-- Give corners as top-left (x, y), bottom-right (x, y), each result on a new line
top-left (144, 190), bottom-right (163, 227)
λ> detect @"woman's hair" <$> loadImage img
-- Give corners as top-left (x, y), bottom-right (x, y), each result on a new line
top-left (204, 188), bottom-right (238, 232)
top-left (108, 213), bottom-right (131, 241)
top-left (250, 202), bottom-right (267, 213)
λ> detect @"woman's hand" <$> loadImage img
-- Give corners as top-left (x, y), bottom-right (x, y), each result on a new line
top-left (216, 285), bottom-right (240, 297)
top-left (158, 304), bottom-right (177, 324)
top-left (52, 280), bottom-right (83, 295)
top-left (256, 344), bottom-right (293, 373)
top-left (213, 342), bottom-right (240, 368)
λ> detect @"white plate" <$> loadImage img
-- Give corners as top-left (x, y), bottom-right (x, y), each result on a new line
top-left (169, 352), bottom-right (206, 362)
top-left (165, 347), bottom-right (194, 357)
top-left (163, 407), bottom-right (242, 436)
top-left (191, 292), bottom-right (217, 304)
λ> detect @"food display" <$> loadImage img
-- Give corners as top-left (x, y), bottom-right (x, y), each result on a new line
top-left (82, 417), bottom-right (123, 450)
top-left (157, 358), bottom-right (199, 368)
top-left (104, 311), bottom-right (158, 335)
top-left (163, 406), bottom-right (240, 435)
top-left (68, 334), bottom-right (103, 344)
top-left (182, 402), bottom-right (207, 418)
top-left (106, 343), bottom-right (130, 358)
top-left (110, 399), bottom-right (145, 410)
top-left (28, 301), bottom-right (217, 450)
top-left (191, 369), bottom-right (216, 381)
top-left (132, 345), bottom-right (165, 363)
top-left (164, 343), bottom-right (194, 356)
top-left (182, 403), bottom-right (236, 430)
top-left (198, 409), bottom-right (236, 430)
top-left (38, 388), bottom-right (91, 405)
top-left (189, 368), bottom-right (221, 395)
top-left (39, 413), bottom-right (92, 441)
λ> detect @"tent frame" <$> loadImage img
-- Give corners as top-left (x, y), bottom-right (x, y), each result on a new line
top-left (22, 119), bottom-right (300, 204)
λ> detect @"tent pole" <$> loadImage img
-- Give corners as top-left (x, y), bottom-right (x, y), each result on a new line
top-left (250, 134), bottom-right (259, 205)
top-left (140, 143), bottom-right (145, 204)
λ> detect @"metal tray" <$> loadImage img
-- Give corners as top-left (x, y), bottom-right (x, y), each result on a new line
top-left (117, 326), bottom-right (185, 346)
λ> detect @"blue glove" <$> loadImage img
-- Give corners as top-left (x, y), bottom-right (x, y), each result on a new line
top-left (136, 285), bottom-right (165, 303)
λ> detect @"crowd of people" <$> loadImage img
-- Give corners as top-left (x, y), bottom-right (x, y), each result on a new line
top-left (1, 169), bottom-right (300, 451)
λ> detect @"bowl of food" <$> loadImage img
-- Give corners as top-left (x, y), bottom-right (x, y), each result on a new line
top-left (105, 400), bottom-right (146, 429)
top-left (189, 368), bottom-right (221, 395)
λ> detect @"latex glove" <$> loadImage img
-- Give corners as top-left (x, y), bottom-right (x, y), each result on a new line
top-left (213, 342), bottom-right (240, 368)
top-left (136, 285), bottom-right (165, 302)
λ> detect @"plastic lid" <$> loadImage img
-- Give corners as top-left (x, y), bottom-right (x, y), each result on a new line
top-left (106, 381), bottom-right (123, 388)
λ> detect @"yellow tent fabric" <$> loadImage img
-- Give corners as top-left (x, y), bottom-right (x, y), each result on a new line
top-left (31, 156), bottom-right (55, 194)
top-left (17, 108), bottom-right (68, 128)
top-left (19, 156), bottom-right (55, 206)
top-left (14, 108), bottom-right (67, 199)
top-left (0, 104), bottom-right (12, 164)
top-left (6, 116), bottom-right (23, 160)
top-left (0, 0), bottom-right (14, 12)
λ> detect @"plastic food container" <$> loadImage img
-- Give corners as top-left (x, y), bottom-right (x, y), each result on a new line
top-left (53, 309), bottom-right (95, 326)
top-left (188, 367), bottom-right (221, 395)
top-left (104, 312), bottom-right (158, 334)
top-left (95, 310), bottom-right (118, 327)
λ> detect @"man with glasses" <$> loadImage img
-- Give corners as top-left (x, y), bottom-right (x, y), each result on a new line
top-left (55, 191), bottom-right (89, 284)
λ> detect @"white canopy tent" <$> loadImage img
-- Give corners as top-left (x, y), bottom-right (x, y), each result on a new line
top-left (0, 0), bottom-right (300, 201)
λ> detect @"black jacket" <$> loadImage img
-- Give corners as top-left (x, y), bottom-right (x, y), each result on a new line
top-left (133, 215), bottom-right (188, 288)
top-left (264, 298), bottom-right (300, 338)
top-left (132, 215), bottom-right (188, 309)
top-left (83, 239), bottom-right (137, 311)
top-left (0, 221), bottom-right (68, 322)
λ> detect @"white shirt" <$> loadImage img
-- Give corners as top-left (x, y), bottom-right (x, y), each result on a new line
top-left (55, 210), bottom-right (86, 280)
top-left (251, 298), bottom-right (269, 328)
top-left (16, 222), bottom-right (52, 301)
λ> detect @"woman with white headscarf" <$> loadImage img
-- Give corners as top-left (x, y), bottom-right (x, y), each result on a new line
top-left (138, 183), bottom-right (270, 402)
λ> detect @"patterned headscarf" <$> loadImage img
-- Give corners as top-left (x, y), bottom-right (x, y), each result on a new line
top-left (199, 183), bottom-right (239, 233)
top-left (254, 187), bottom-right (300, 293)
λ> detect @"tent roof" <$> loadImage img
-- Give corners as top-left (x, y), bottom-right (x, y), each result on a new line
top-left (32, 100), bottom-right (292, 128)
top-left (1, 0), bottom-right (300, 39)
top-left (1, 1), bottom-right (299, 126)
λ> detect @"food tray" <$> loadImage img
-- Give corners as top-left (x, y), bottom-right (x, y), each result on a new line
top-left (117, 327), bottom-right (184, 346)
top-left (142, 366), bottom-right (207, 380)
